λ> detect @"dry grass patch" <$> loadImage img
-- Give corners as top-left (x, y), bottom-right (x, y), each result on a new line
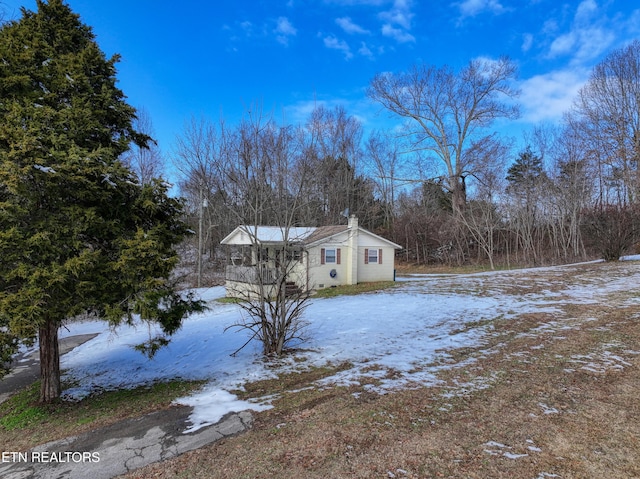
top-left (312, 281), bottom-right (397, 298)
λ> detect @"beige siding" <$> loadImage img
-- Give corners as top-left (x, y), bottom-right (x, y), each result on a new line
top-left (307, 243), bottom-right (396, 289)
top-left (225, 280), bottom-right (278, 299)
top-left (354, 232), bottom-right (397, 283)
top-left (307, 244), bottom-right (348, 289)
top-left (356, 246), bottom-right (396, 283)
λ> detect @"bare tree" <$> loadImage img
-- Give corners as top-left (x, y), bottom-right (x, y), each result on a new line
top-left (221, 110), bottom-right (314, 356)
top-left (571, 39), bottom-right (640, 205)
top-left (225, 226), bottom-right (312, 357)
top-left (368, 57), bottom-right (519, 217)
top-left (121, 108), bottom-right (164, 185)
top-left (365, 129), bottom-right (404, 233)
top-left (459, 150), bottom-right (508, 269)
top-left (298, 105), bottom-right (370, 225)
top-left (173, 107), bottom-right (316, 357)
top-left (546, 124), bottom-right (593, 261)
top-left (460, 199), bottom-right (501, 269)
top-left (173, 116), bottom-right (230, 285)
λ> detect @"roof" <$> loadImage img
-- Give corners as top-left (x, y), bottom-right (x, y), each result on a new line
top-left (303, 225), bottom-right (348, 245)
top-left (220, 225), bottom-right (317, 245)
top-left (220, 223), bottom-right (402, 250)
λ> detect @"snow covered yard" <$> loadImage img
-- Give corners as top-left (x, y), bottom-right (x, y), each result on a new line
top-left (56, 258), bottom-right (640, 435)
top-left (18, 258), bottom-right (633, 478)
top-left (110, 257), bottom-right (640, 479)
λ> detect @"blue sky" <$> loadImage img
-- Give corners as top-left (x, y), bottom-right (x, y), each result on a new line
top-left (2, 0), bottom-right (640, 164)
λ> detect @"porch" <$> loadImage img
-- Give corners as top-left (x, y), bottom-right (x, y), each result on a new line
top-left (225, 265), bottom-right (278, 285)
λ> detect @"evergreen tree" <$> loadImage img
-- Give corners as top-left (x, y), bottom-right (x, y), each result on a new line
top-left (505, 146), bottom-right (548, 264)
top-left (506, 146), bottom-right (545, 195)
top-left (0, 0), bottom-right (203, 402)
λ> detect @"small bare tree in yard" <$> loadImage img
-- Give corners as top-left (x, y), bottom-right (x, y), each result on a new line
top-left (225, 227), bottom-right (311, 357)
top-left (224, 113), bottom-right (316, 356)
top-left (176, 108), bottom-right (315, 356)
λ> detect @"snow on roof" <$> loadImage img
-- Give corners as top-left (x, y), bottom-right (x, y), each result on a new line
top-left (220, 225), bottom-right (318, 245)
top-left (220, 223), bottom-right (401, 249)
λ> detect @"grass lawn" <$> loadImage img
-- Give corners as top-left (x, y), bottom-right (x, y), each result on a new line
top-left (312, 281), bottom-right (398, 298)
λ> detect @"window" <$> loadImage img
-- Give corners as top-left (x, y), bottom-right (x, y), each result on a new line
top-left (365, 248), bottom-right (383, 264)
top-left (325, 248), bottom-right (336, 263)
top-left (321, 248), bottom-right (341, 265)
top-left (287, 249), bottom-right (302, 262)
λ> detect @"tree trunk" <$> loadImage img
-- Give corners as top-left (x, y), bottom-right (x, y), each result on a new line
top-left (39, 319), bottom-right (61, 403)
top-left (451, 176), bottom-right (467, 217)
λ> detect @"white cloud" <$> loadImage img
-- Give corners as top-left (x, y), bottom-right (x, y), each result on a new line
top-left (323, 35), bottom-right (354, 59)
top-left (626, 9), bottom-right (640, 36)
top-left (379, 0), bottom-right (413, 29)
top-left (274, 16), bottom-right (297, 45)
top-left (548, 26), bottom-right (615, 65)
top-left (381, 24), bottom-right (415, 43)
top-left (518, 69), bottom-right (588, 123)
top-left (521, 33), bottom-right (533, 52)
top-left (575, 0), bottom-right (597, 22)
top-left (358, 41), bottom-right (375, 59)
top-left (457, 0), bottom-right (506, 17)
top-left (328, 0), bottom-right (417, 46)
top-left (573, 28), bottom-right (616, 63)
top-left (473, 55), bottom-right (505, 73)
top-left (239, 21), bottom-right (253, 34)
top-left (542, 18), bottom-right (559, 36)
top-left (548, 32), bottom-right (576, 57)
top-left (379, 0), bottom-right (416, 43)
top-left (545, 0), bottom-right (617, 65)
top-left (336, 16), bottom-right (370, 35)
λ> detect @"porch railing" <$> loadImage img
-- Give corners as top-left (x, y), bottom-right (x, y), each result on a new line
top-left (225, 265), bottom-right (278, 285)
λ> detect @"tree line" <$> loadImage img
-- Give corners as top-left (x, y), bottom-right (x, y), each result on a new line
top-left (175, 41), bottom-right (640, 273)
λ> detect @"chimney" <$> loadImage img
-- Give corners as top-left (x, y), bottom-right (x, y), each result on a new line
top-left (347, 216), bottom-right (358, 285)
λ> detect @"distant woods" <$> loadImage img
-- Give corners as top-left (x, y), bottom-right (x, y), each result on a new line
top-left (172, 42), bottom-right (640, 274)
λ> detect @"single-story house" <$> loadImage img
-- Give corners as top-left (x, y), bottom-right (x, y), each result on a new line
top-left (220, 216), bottom-right (402, 298)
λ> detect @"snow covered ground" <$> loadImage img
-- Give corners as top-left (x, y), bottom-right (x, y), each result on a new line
top-left (46, 257), bottom-right (640, 432)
